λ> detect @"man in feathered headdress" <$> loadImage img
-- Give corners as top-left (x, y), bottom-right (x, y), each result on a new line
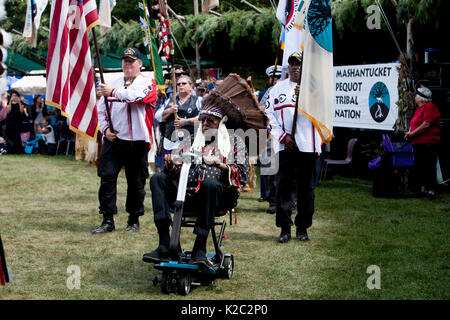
top-left (143, 74), bottom-right (267, 267)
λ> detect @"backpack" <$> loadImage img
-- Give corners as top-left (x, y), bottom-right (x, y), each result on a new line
top-left (24, 139), bottom-right (39, 154)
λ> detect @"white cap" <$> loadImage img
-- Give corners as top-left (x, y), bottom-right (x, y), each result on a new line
top-left (265, 65), bottom-right (282, 78)
top-left (416, 86), bottom-right (432, 101)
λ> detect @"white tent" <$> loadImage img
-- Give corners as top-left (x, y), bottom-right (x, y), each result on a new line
top-left (11, 71), bottom-right (155, 95)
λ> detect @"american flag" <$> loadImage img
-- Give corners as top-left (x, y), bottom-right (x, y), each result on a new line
top-left (46, 0), bottom-right (99, 138)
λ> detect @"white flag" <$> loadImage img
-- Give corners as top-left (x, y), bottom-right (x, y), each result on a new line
top-left (297, 0), bottom-right (334, 144)
top-left (276, 0), bottom-right (308, 68)
top-left (98, 0), bottom-right (116, 33)
top-left (202, 0), bottom-right (219, 14)
top-left (23, 0), bottom-right (48, 47)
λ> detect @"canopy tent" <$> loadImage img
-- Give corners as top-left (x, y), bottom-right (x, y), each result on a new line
top-left (11, 71), bottom-right (155, 95)
top-left (5, 51), bottom-right (46, 75)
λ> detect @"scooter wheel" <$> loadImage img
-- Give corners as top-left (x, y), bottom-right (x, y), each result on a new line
top-left (222, 255), bottom-right (234, 279)
top-left (161, 272), bottom-right (171, 294)
top-left (177, 273), bottom-right (191, 296)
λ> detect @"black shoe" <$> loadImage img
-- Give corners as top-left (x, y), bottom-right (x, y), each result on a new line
top-left (258, 197), bottom-right (267, 202)
top-left (126, 216), bottom-right (140, 232)
top-left (92, 219), bottom-right (115, 234)
top-left (276, 229), bottom-right (291, 243)
top-left (266, 205), bottom-right (276, 214)
top-left (126, 222), bottom-right (140, 232)
top-left (190, 255), bottom-right (214, 268)
top-left (296, 229), bottom-right (309, 241)
top-left (142, 247), bottom-right (169, 264)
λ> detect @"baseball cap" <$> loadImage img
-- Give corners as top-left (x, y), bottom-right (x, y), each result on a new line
top-left (288, 51), bottom-right (303, 64)
top-left (122, 47), bottom-right (141, 60)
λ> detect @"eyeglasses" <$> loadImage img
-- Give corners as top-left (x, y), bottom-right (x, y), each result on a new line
top-left (177, 82), bottom-right (188, 86)
top-left (199, 116), bottom-right (218, 125)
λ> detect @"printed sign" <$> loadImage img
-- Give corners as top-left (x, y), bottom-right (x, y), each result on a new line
top-left (333, 63), bottom-right (400, 130)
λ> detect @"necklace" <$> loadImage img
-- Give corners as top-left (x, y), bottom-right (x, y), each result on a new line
top-left (124, 77), bottom-right (136, 89)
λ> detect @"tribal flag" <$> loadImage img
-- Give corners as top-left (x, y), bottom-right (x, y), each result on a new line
top-left (201, 0), bottom-right (219, 14)
top-left (23, 0), bottom-right (49, 47)
top-left (139, 0), bottom-right (164, 90)
top-left (46, 0), bottom-right (99, 139)
top-left (297, 0), bottom-right (334, 144)
top-left (276, 0), bottom-right (307, 68)
top-left (98, 0), bottom-right (116, 34)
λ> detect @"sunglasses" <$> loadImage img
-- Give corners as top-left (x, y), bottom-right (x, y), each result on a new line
top-left (177, 82), bottom-right (188, 86)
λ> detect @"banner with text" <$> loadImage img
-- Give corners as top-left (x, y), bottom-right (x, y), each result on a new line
top-left (334, 63), bottom-right (399, 131)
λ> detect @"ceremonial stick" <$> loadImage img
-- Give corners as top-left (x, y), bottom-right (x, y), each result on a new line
top-left (91, 28), bottom-right (115, 133)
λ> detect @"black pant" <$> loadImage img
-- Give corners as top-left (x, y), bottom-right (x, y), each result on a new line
top-left (150, 172), bottom-right (224, 237)
top-left (275, 149), bottom-right (318, 230)
top-left (6, 121), bottom-right (23, 154)
top-left (262, 174), bottom-right (277, 206)
top-left (413, 143), bottom-right (438, 192)
top-left (97, 138), bottom-right (149, 216)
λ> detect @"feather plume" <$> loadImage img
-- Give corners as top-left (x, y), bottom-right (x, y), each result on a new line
top-left (202, 73), bottom-right (268, 130)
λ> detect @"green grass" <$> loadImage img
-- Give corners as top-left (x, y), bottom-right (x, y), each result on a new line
top-left (0, 155), bottom-right (449, 300)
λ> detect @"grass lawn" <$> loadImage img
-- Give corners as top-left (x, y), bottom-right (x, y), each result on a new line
top-left (0, 154), bottom-right (449, 300)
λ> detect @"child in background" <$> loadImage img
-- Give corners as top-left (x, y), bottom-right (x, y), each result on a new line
top-left (34, 116), bottom-right (56, 155)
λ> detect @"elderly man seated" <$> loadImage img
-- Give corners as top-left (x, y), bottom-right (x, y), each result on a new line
top-left (143, 102), bottom-right (249, 267)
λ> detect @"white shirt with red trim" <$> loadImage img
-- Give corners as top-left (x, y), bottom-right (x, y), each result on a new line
top-left (97, 74), bottom-right (158, 144)
top-left (265, 78), bottom-right (322, 154)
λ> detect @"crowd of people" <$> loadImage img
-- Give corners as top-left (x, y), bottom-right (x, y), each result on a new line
top-left (88, 46), bottom-right (325, 262)
top-left (0, 89), bottom-right (71, 155)
top-left (1, 46), bottom-right (441, 264)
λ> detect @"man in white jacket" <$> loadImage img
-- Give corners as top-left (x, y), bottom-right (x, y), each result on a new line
top-left (92, 47), bottom-right (158, 234)
top-left (266, 52), bottom-right (322, 243)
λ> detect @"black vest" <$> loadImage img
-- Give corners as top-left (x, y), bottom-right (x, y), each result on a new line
top-left (164, 95), bottom-right (199, 141)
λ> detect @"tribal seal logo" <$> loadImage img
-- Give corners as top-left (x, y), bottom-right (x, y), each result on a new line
top-left (307, 0), bottom-right (333, 53)
top-left (369, 82), bottom-right (390, 123)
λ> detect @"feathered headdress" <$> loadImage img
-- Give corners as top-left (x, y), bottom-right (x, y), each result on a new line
top-left (201, 73), bottom-right (268, 130)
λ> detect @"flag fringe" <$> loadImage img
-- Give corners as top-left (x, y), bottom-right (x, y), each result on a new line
top-left (45, 99), bottom-right (99, 141)
top-left (298, 108), bottom-right (332, 144)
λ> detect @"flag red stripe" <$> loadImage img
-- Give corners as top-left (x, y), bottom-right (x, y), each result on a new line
top-left (71, 71), bottom-right (94, 127)
top-left (46, 0), bottom-right (99, 138)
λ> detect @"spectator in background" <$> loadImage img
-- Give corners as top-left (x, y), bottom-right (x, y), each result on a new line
top-left (6, 89), bottom-right (25, 154)
top-left (194, 81), bottom-right (207, 110)
top-left (30, 95), bottom-right (46, 126)
top-left (34, 116), bottom-right (56, 155)
top-left (0, 93), bottom-right (7, 137)
top-left (405, 86), bottom-right (441, 200)
top-left (0, 135), bottom-right (7, 154)
top-left (258, 65), bottom-right (282, 213)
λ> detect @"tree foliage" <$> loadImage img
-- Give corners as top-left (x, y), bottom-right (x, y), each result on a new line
top-left (171, 8), bottom-right (280, 52)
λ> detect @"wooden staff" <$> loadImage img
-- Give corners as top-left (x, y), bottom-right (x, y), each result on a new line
top-left (271, 41), bottom-right (282, 86)
top-left (91, 28), bottom-right (115, 133)
top-left (291, 58), bottom-right (304, 140)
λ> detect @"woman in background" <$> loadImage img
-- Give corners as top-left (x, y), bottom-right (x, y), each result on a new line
top-left (405, 86), bottom-right (441, 200)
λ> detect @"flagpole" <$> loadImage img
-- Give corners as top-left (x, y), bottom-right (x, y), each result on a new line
top-left (91, 28), bottom-right (115, 133)
top-left (160, 0), bottom-right (177, 106)
top-left (291, 58), bottom-right (303, 140)
top-left (271, 41), bottom-right (282, 86)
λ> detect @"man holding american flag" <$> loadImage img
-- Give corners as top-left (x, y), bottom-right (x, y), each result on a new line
top-left (92, 47), bottom-right (158, 234)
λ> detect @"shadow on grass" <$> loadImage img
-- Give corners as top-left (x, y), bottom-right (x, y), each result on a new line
top-left (89, 255), bottom-right (162, 296)
top-left (229, 230), bottom-right (275, 242)
top-left (30, 221), bottom-right (95, 233)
